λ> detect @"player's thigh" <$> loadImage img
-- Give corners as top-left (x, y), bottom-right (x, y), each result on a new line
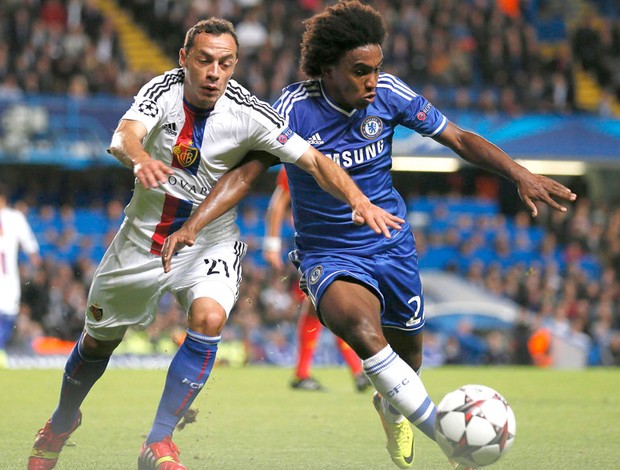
top-left (320, 279), bottom-right (382, 330)
top-left (319, 279), bottom-right (386, 358)
top-left (174, 240), bottom-right (247, 327)
top-left (374, 237), bottom-right (425, 334)
top-left (86, 234), bottom-right (164, 340)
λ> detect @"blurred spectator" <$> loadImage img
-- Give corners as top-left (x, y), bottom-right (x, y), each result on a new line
top-left (511, 309), bottom-right (533, 365)
top-left (235, 7), bottom-right (268, 52)
top-left (454, 319), bottom-right (488, 364)
top-left (6, 0), bottom-right (620, 113)
top-left (484, 330), bottom-right (511, 365)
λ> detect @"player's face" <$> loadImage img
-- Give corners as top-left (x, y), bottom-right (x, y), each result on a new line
top-left (322, 44), bottom-right (383, 111)
top-left (179, 32), bottom-right (238, 109)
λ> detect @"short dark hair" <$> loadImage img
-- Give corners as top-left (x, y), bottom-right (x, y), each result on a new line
top-left (300, 0), bottom-right (386, 78)
top-left (183, 18), bottom-right (239, 55)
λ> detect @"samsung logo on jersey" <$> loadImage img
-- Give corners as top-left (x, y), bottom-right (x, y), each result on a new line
top-left (325, 140), bottom-right (385, 168)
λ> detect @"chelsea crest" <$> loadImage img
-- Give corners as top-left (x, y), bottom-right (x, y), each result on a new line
top-left (360, 116), bottom-right (383, 140)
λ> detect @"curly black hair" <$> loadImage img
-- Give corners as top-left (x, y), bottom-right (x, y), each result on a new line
top-left (300, 0), bottom-right (386, 78)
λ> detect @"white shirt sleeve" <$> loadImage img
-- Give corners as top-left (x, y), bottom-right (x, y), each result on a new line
top-left (15, 211), bottom-right (39, 255)
top-left (120, 69), bottom-right (183, 134)
top-left (244, 110), bottom-right (310, 164)
top-left (256, 123), bottom-right (310, 164)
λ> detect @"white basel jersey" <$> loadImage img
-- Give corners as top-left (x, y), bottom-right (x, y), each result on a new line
top-left (118, 68), bottom-right (309, 255)
top-left (0, 207), bottom-right (39, 315)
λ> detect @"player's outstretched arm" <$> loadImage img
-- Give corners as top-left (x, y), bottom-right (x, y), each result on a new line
top-left (294, 146), bottom-right (404, 238)
top-left (108, 119), bottom-right (173, 189)
top-left (435, 122), bottom-right (577, 217)
top-left (161, 152), bottom-right (276, 273)
top-left (263, 183), bottom-right (290, 271)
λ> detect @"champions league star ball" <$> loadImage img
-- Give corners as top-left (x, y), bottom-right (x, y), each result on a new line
top-left (434, 384), bottom-right (516, 468)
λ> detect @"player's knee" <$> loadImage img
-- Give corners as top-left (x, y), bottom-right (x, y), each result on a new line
top-left (188, 297), bottom-right (228, 336)
top-left (188, 309), bottom-right (227, 336)
top-left (81, 334), bottom-right (120, 359)
top-left (335, 319), bottom-right (386, 359)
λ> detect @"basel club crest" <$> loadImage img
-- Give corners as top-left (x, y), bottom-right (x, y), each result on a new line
top-left (173, 141), bottom-right (199, 167)
top-left (89, 304), bottom-right (103, 322)
top-left (360, 116), bottom-right (383, 140)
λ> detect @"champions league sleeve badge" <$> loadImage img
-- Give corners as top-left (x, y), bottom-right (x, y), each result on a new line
top-left (277, 126), bottom-right (295, 144)
top-left (360, 116), bottom-right (383, 140)
top-left (137, 99), bottom-right (159, 118)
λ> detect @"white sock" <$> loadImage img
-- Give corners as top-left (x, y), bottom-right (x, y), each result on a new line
top-left (363, 345), bottom-right (436, 440)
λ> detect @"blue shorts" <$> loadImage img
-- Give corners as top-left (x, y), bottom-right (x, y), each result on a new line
top-left (289, 231), bottom-right (424, 335)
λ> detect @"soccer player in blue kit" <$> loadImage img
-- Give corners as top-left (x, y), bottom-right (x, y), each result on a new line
top-left (162, 1), bottom-right (576, 468)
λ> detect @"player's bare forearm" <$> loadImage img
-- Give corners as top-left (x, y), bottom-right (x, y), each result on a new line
top-left (161, 153), bottom-right (273, 272)
top-left (295, 148), bottom-right (404, 237)
top-left (265, 185), bottom-right (290, 239)
top-left (108, 120), bottom-right (173, 188)
top-left (187, 154), bottom-right (272, 234)
top-left (437, 123), bottom-right (576, 216)
top-left (293, 148), bottom-right (357, 204)
top-left (437, 123), bottom-right (526, 179)
top-left (108, 120), bottom-right (150, 168)
top-left (263, 185), bottom-right (290, 269)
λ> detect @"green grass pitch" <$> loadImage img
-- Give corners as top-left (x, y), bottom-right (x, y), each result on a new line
top-left (1, 366), bottom-right (619, 469)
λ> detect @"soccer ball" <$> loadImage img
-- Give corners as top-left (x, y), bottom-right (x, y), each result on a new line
top-left (434, 384), bottom-right (516, 468)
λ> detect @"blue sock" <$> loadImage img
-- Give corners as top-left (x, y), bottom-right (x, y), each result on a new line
top-left (51, 335), bottom-right (110, 433)
top-left (146, 330), bottom-right (219, 444)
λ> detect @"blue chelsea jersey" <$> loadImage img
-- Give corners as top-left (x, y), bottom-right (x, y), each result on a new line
top-left (273, 73), bottom-right (448, 255)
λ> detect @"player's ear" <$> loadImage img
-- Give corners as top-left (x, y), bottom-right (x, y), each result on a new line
top-left (321, 65), bottom-right (334, 78)
top-left (179, 48), bottom-right (187, 68)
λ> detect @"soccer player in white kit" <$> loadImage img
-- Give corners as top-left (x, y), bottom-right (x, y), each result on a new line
top-left (28, 18), bottom-right (403, 470)
top-left (0, 183), bottom-right (40, 363)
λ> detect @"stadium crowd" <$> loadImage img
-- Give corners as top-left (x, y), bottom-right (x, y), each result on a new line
top-left (1, 0), bottom-right (620, 369)
top-left (1, 0), bottom-right (620, 113)
top-left (6, 184), bottom-right (620, 368)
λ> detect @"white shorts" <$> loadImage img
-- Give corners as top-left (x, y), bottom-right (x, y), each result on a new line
top-left (85, 230), bottom-right (247, 341)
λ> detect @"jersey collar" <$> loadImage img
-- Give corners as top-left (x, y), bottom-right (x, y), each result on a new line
top-left (319, 80), bottom-right (358, 118)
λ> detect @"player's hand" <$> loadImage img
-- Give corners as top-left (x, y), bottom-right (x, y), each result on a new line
top-left (352, 199), bottom-right (404, 238)
top-left (516, 173), bottom-right (577, 217)
top-left (263, 249), bottom-right (284, 270)
top-left (161, 227), bottom-right (196, 273)
top-left (134, 158), bottom-right (174, 189)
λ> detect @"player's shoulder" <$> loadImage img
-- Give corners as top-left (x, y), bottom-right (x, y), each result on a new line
top-left (281, 80), bottom-right (321, 104)
top-left (376, 72), bottom-right (419, 102)
top-left (139, 67), bottom-right (185, 101)
top-left (1, 206), bottom-right (27, 223)
top-left (223, 79), bottom-right (286, 127)
top-left (275, 79), bottom-right (321, 116)
top-left (281, 79), bottom-right (321, 97)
